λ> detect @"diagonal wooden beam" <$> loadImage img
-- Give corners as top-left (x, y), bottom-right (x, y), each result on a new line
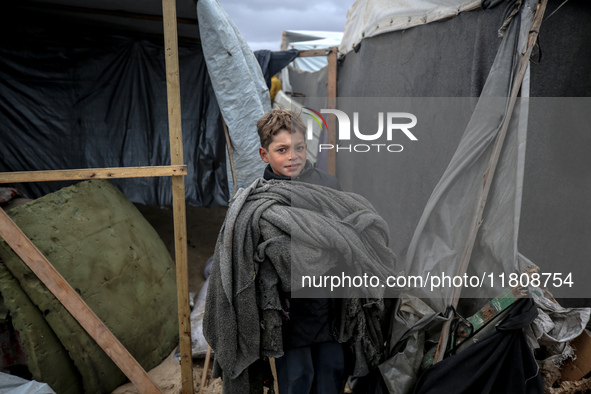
top-left (0, 208), bottom-right (161, 393)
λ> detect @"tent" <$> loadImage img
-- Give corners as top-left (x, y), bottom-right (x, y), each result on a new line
top-left (288, 0), bottom-right (591, 300)
top-left (286, 0), bottom-right (591, 392)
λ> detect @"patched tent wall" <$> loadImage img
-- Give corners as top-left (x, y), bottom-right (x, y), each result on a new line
top-left (288, 1), bottom-right (591, 301)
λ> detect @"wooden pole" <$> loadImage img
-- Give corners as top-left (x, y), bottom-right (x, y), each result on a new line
top-left (432, 0), bottom-right (548, 364)
top-left (161, 0), bottom-right (194, 392)
top-left (327, 47), bottom-right (338, 176)
top-left (200, 346), bottom-right (212, 392)
top-left (0, 208), bottom-right (161, 393)
top-left (0, 165), bottom-right (186, 184)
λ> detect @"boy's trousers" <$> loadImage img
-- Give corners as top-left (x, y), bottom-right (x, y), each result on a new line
top-left (275, 341), bottom-right (345, 394)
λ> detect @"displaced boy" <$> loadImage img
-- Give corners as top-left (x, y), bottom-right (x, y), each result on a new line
top-left (256, 108), bottom-right (346, 394)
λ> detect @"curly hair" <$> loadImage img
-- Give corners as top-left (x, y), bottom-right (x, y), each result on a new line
top-left (256, 108), bottom-right (306, 149)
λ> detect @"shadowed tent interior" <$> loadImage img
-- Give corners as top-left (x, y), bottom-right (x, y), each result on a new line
top-left (0, 0), bottom-right (230, 207)
top-left (0, 0), bottom-right (233, 392)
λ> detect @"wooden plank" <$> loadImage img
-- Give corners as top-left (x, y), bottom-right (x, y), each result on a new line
top-left (0, 165), bottom-right (187, 184)
top-left (281, 30), bottom-right (287, 51)
top-left (200, 346), bottom-right (212, 391)
top-left (161, 0), bottom-right (194, 393)
top-left (433, 0), bottom-right (548, 364)
top-left (327, 47), bottom-right (338, 175)
top-left (298, 48), bottom-right (332, 58)
top-left (25, 2), bottom-right (197, 25)
top-left (0, 208), bottom-right (161, 393)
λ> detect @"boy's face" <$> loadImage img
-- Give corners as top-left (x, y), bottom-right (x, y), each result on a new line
top-left (259, 128), bottom-right (307, 177)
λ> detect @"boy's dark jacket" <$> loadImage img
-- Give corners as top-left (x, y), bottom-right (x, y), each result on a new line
top-left (263, 160), bottom-right (342, 349)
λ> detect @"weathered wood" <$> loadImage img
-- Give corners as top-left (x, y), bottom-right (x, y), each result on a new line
top-left (281, 30), bottom-right (288, 51)
top-left (298, 48), bottom-right (332, 58)
top-left (270, 358), bottom-right (280, 394)
top-left (0, 166), bottom-right (186, 184)
top-left (433, 0), bottom-right (548, 364)
top-left (327, 47), bottom-right (338, 175)
top-left (200, 346), bottom-right (212, 392)
top-left (0, 208), bottom-right (161, 393)
top-left (162, 0), bottom-right (194, 392)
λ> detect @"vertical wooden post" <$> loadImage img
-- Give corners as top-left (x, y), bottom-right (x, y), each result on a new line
top-left (161, 0), bottom-right (194, 392)
top-left (327, 46), bottom-right (338, 176)
top-left (281, 30), bottom-right (287, 51)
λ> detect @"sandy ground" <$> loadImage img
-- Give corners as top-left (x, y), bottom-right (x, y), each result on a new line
top-left (111, 204), bottom-right (228, 393)
top-left (111, 349), bottom-right (222, 394)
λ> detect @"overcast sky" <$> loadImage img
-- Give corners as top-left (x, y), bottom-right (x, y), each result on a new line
top-left (216, 0), bottom-right (355, 51)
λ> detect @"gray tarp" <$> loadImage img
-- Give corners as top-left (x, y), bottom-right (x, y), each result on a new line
top-left (288, 2), bottom-right (591, 278)
top-left (380, 2), bottom-right (534, 392)
top-left (197, 0), bottom-right (271, 193)
top-left (0, 6), bottom-right (228, 207)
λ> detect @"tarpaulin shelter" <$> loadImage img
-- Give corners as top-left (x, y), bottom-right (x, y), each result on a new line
top-left (288, 0), bottom-right (591, 301)
top-left (286, 0), bottom-right (591, 392)
top-left (0, 1), bottom-right (230, 207)
top-left (0, 0), bottom-right (270, 392)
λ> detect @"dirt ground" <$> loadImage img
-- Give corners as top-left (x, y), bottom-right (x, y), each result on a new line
top-left (112, 204), bottom-right (228, 393)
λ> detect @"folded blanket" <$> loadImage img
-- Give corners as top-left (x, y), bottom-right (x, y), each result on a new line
top-left (203, 179), bottom-right (398, 393)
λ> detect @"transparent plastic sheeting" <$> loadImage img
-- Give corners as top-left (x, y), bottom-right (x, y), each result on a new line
top-left (386, 2), bottom-right (534, 393)
top-left (0, 373), bottom-right (55, 394)
top-left (197, 0), bottom-right (271, 192)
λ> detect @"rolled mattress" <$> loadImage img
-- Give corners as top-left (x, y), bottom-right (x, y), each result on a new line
top-left (0, 180), bottom-right (178, 393)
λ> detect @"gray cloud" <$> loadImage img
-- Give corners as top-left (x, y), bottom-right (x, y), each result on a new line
top-left (217, 0), bottom-right (353, 50)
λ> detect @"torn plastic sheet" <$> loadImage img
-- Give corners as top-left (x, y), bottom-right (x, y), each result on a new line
top-left (379, 1), bottom-right (536, 392)
top-left (0, 373), bottom-right (55, 394)
top-left (197, 0), bottom-right (271, 193)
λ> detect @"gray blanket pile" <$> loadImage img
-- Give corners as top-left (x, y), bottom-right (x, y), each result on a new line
top-left (203, 179), bottom-right (398, 393)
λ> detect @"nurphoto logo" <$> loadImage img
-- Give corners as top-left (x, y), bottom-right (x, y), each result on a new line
top-left (302, 107), bottom-right (418, 153)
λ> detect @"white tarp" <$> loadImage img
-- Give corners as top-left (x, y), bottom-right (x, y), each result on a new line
top-left (0, 373), bottom-right (55, 394)
top-left (197, 0), bottom-right (270, 192)
top-left (340, 0), bottom-right (480, 55)
top-left (284, 33), bottom-right (342, 72)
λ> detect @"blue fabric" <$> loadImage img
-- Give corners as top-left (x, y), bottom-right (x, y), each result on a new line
top-left (276, 342), bottom-right (346, 394)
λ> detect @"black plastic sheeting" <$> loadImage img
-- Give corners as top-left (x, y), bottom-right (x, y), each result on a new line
top-left (0, 9), bottom-right (229, 207)
top-left (412, 299), bottom-right (542, 394)
top-left (254, 49), bottom-right (299, 88)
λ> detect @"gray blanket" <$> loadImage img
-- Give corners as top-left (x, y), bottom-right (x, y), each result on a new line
top-left (203, 179), bottom-right (398, 393)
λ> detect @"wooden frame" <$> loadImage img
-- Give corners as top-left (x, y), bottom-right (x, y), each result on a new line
top-left (290, 47), bottom-right (339, 175)
top-left (0, 0), bottom-right (194, 392)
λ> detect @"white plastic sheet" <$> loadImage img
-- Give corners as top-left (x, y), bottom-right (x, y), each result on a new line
top-left (197, 0), bottom-right (271, 192)
top-left (340, 0), bottom-right (480, 55)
